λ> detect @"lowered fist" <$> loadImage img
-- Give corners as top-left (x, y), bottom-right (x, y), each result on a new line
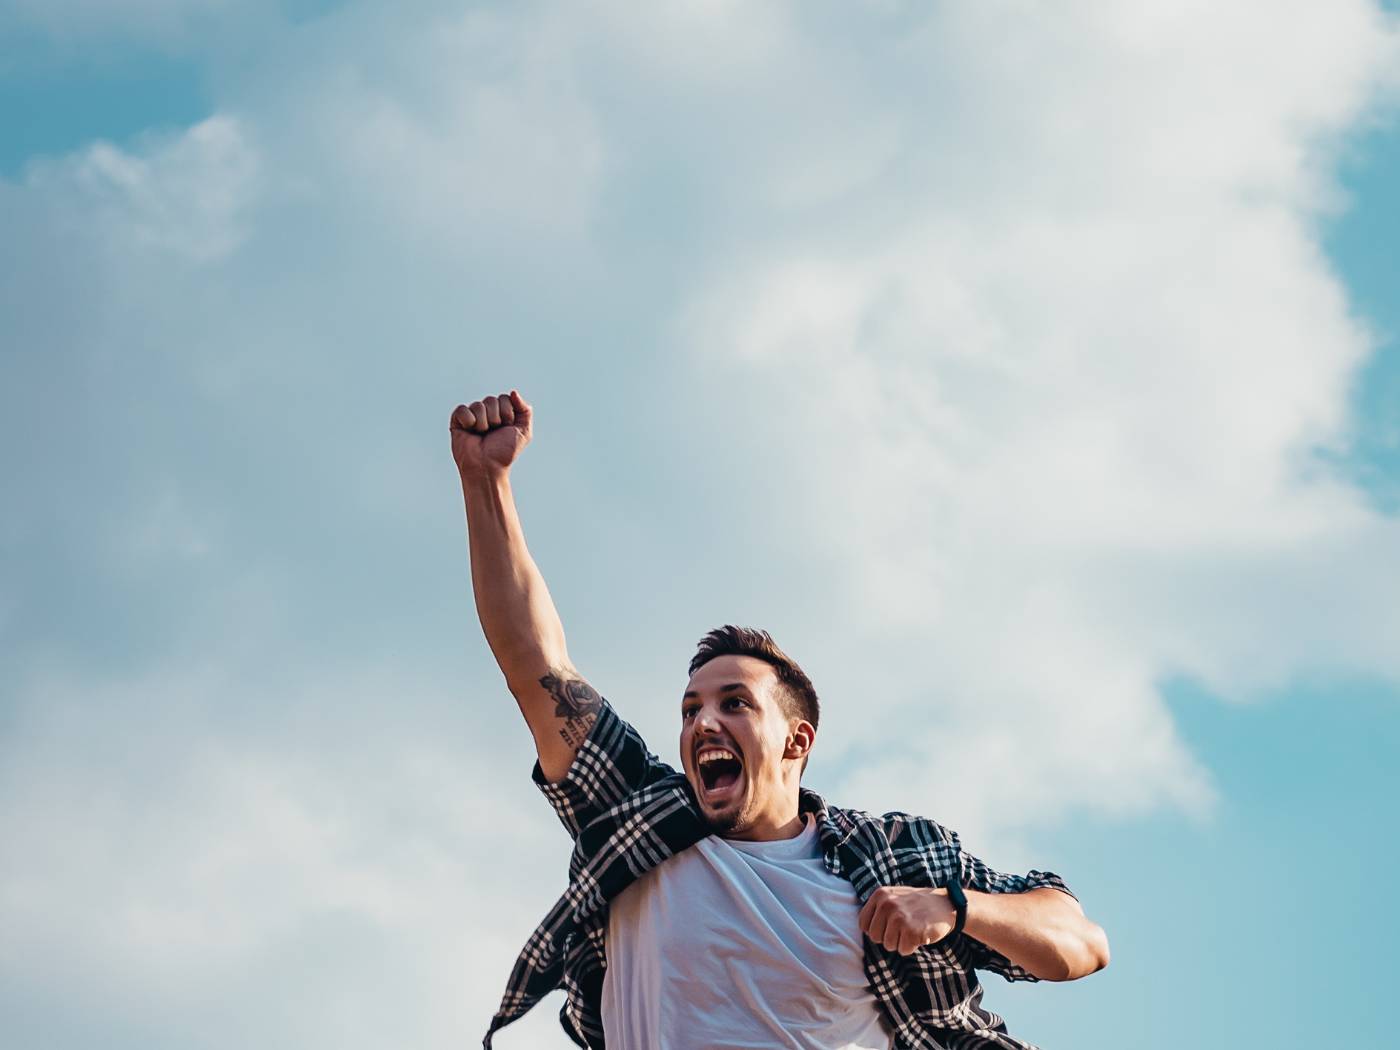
top-left (858, 885), bottom-right (960, 955)
top-left (450, 391), bottom-right (533, 480)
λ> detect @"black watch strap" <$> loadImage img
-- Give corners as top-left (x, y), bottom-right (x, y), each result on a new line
top-left (938, 880), bottom-right (969, 945)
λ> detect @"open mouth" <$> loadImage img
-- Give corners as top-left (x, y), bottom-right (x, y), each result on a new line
top-left (696, 747), bottom-right (743, 800)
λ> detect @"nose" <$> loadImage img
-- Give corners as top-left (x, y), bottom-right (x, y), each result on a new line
top-left (694, 707), bottom-right (720, 734)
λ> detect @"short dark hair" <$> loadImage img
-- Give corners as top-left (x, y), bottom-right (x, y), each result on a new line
top-left (688, 625), bottom-right (820, 734)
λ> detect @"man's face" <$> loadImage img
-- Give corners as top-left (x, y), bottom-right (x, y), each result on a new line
top-left (679, 654), bottom-right (811, 839)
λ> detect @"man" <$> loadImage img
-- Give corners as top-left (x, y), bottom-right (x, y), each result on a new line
top-left (452, 390), bottom-right (1109, 1050)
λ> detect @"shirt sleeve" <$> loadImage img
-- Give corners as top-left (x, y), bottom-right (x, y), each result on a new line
top-left (957, 843), bottom-right (1077, 983)
top-left (530, 698), bottom-right (678, 839)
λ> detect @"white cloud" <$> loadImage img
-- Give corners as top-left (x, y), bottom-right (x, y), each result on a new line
top-left (24, 115), bottom-right (260, 263)
top-left (4, 1), bottom-right (1400, 1046)
top-left (257, 7), bottom-right (607, 245)
top-left (672, 0), bottom-right (1400, 841)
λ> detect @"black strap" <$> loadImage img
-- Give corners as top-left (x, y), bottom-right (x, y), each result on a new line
top-left (936, 880), bottom-right (968, 945)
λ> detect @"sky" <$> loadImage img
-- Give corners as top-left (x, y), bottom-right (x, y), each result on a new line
top-left (2, 2), bottom-right (1398, 1048)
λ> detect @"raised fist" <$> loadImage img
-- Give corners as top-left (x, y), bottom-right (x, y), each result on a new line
top-left (450, 390), bottom-right (533, 480)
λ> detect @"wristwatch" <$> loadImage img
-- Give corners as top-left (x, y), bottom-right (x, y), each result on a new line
top-left (936, 881), bottom-right (968, 945)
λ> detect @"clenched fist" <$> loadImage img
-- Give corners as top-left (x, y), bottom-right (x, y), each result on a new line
top-left (858, 885), bottom-right (960, 955)
top-left (450, 391), bottom-right (533, 480)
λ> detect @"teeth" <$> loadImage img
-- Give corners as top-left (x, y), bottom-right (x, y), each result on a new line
top-left (697, 748), bottom-right (737, 766)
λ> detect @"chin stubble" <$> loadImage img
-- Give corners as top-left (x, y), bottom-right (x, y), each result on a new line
top-left (704, 809), bottom-right (742, 834)
top-left (700, 786), bottom-right (748, 835)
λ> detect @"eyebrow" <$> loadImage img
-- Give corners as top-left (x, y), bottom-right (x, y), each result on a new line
top-left (681, 683), bottom-right (748, 700)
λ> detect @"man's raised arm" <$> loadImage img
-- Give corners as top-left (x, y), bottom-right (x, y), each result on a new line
top-left (450, 390), bottom-right (600, 783)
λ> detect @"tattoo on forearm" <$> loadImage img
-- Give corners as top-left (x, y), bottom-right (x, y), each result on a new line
top-left (540, 672), bottom-right (602, 748)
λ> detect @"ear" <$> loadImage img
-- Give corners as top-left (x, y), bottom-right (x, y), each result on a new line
top-left (784, 720), bottom-right (815, 762)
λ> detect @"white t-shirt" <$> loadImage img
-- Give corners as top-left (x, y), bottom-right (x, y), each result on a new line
top-left (600, 813), bottom-right (894, 1050)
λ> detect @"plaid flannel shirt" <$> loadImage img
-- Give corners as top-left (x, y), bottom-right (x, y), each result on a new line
top-left (484, 700), bottom-right (1073, 1050)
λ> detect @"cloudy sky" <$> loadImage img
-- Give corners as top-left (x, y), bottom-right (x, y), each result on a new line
top-left (3, 2), bottom-right (1398, 1047)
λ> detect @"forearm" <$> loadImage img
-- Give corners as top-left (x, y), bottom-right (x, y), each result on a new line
top-left (963, 887), bottom-right (1110, 981)
top-left (461, 470), bottom-right (570, 685)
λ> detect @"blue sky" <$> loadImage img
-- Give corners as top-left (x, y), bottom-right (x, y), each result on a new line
top-left (3, 4), bottom-right (1398, 1049)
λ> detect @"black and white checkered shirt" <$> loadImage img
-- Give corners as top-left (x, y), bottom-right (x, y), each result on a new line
top-left (483, 700), bottom-right (1073, 1050)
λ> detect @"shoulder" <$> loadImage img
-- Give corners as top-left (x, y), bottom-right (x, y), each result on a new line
top-left (878, 809), bottom-right (960, 849)
top-left (534, 698), bottom-right (681, 838)
top-left (573, 698), bottom-right (677, 779)
top-left (825, 800), bottom-right (960, 849)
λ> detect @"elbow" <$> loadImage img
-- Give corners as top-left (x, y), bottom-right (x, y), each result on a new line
top-left (1082, 920), bottom-right (1110, 975)
top-left (1042, 921), bottom-right (1111, 982)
